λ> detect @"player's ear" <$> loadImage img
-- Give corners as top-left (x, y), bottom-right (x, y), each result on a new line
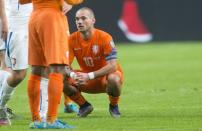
top-left (92, 18), bottom-right (96, 24)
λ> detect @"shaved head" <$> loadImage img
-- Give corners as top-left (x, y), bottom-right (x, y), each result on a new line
top-left (76, 7), bottom-right (95, 19)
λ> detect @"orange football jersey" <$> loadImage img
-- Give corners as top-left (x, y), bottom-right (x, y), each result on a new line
top-left (69, 29), bottom-right (122, 73)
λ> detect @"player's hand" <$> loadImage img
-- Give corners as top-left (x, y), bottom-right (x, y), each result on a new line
top-left (75, 72), bottom-right (89, 86)
top-left (1, 20), bottom-right (8, 41)
top-left (62, 2), bottom-right (73, 14)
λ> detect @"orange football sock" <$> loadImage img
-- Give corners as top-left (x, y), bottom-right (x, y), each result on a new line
top-left (109, 95), bottom-right (120, 106)
top-left (64, 94), bottom-right (73, 105)
top-left (27, 74), bottom-right (41, 121)
top-left (47, 73), bottom-right (63, 123)
top-left (70, 91), bottom-right (86, 106)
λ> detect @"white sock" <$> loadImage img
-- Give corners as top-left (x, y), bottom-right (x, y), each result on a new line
top-left (0, 70), bottom-right (11, 97)
top-left (0, 70), bottom-right (11, 106)
top-left (0, 78), bottom-right (15, 109)
top-left (39, 77), bottom-right (48, 122)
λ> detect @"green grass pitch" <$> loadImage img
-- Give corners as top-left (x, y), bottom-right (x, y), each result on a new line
top-left (1, 42), bottom-right (202, 131)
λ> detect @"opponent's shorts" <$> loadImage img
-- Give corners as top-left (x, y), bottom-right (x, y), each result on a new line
top-left (68, 70), bottom-right (123, 94)
top-left (5, 30), bottom-right (28, 70)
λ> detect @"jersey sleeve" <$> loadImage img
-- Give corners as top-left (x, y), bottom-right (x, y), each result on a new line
top-left (103, 34), bottom-right (117, 61)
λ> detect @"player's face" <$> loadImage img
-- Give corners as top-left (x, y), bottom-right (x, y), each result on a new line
top-left (75, 10), bottom-right (95, 32)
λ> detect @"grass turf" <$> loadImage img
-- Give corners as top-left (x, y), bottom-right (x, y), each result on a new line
top-left (1, 42), bottom-right (202, 131)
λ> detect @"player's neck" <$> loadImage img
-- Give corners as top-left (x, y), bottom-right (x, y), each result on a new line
top-left (81, 28), bottom-right (95, 40)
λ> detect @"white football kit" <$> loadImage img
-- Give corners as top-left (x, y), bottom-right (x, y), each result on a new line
top-left (3, 0), bottom-right (32, 70)
top-left (1, 1), bottom-right (48, 119)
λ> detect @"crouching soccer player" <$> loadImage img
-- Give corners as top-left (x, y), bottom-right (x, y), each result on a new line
top-left (63, 7), bottom-right (124, 118)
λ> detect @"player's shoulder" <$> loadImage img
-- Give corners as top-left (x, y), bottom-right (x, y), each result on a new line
top-left (95, 28), bottom-right (112, 38)
top-left (69, 31), bottom-right (80, 41)
top-left (69, 31), bottom-right (82, 47)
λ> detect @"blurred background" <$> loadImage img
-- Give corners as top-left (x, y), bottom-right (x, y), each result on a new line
top-left (67, 0), bottom-right (202, 42)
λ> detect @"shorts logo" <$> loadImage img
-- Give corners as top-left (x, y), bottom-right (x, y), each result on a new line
top-left (92, 44), bottom-right (99, 54)
top-left (11, 57), bottom-right (16, 67)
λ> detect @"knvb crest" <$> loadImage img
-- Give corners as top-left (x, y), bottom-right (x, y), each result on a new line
top-left (92, 44), bottom-right (99, 54)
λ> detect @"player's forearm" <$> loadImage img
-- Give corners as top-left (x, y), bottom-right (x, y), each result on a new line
top-left (0, 0), bottom-right (5, 18)
top-left (0, 0), bottom-right (8, 38)
top-left (93, 59), bottom-right (117, 79)
top-left (63, 2), bottom-right (73, 14)
top-left (0, 0), bottom-right (3, 18)
top-left (18, 0), bottom-right (32, 4)
top-left (64, 0), bottom-right (84, 5)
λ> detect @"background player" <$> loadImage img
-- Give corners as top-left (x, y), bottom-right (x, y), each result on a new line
top-left (0, 0), bottom-right (32, 125)
top-left (0, 0), bottom-right (8, 71)
top-left (0, 0), bottom-right (10, 89)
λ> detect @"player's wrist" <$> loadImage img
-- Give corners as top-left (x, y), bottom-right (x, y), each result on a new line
top-left (88, 72), bottom-right (95, 80)
top-left (70, 72), bottom-right (77, 79)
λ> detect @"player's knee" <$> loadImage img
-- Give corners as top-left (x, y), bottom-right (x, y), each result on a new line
top-left (107, 74), bottom-right (122, 96)
top-left (9, 69), bottom-right (27, 86)
top-left (31, 66), bottom-right (46, 76)
top-left (48, 65), bottom-right (69, 75)
top-left (107, 73), bottom-right (121, 87)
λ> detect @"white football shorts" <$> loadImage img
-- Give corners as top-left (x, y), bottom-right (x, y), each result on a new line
top-left (5, 30), bottom-right (28, 70)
